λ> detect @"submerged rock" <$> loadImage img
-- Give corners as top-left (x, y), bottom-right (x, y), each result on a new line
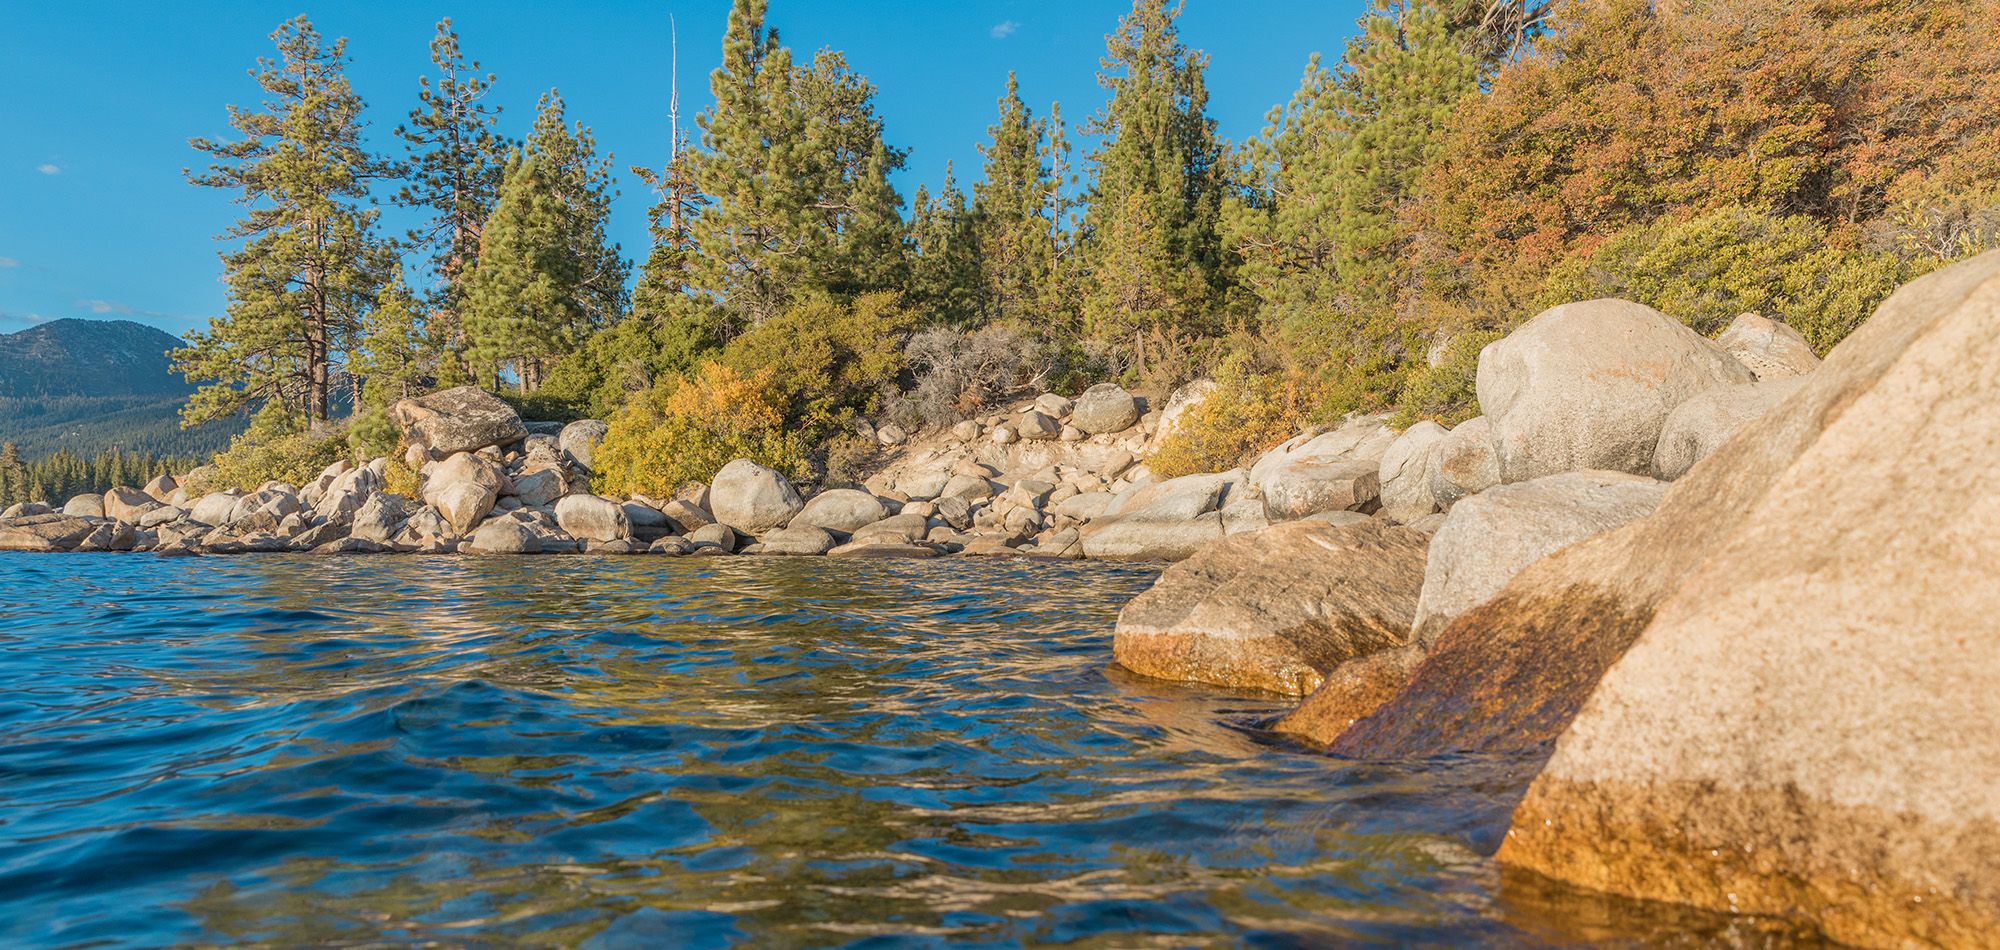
top-left (1112, 520), bottom-right (1426, 696)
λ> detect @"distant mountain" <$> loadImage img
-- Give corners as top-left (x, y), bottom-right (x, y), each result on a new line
top-left (0, 319), bottom-right (241, 459)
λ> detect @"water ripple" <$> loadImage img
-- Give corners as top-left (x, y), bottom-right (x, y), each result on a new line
top-left (0, 553), bottom-right (1823, 948)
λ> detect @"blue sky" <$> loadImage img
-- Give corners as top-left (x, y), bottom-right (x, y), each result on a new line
top-left (0, 1), bottom-right (1365, 337)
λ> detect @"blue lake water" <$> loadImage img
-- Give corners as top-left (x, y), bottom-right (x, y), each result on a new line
top-left (0, 553), bottom-right (1822, 947)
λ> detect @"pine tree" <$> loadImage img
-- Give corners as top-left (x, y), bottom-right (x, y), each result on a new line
top-left (522, 91), bottom-right (628, 329)
top-left (973, 74), bottom-right (1071, 326)
top-left (830, 140), bottom-right (911, 297)
top-left (462, 159), bottom-right (580, 390)
top-left (178, 15), bottom-right (390, 426)
top-left (1078, 0), bottom-right (1232, 359)
top-left (0, 442), bottom-right (20, 508)
top-left (395, 17), bottom-right (511, 385)
top-left (352, 266), bottom-right (431, 408)
top-left (686, 0), bottom-right (904, 328)
top-left (909, 165), bottom-right (982, 325)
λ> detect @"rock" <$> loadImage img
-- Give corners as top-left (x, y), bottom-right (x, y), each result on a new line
top-left (142, 474), bottom-right (180, 503)
top-left (1715, 311), bottom-right (1821, 380)
top-left (686, 522), bottom-right (736, 553)
top-left (1016, 411), bottom-right (1061, 441)
top-left (791, 489), bottom-right (888, 536)
top-left (1249, 415), bottom-right (1399, 491)
top-left (1113, 520), bottom-right (1428, 695)
top-left (877, 423), bottom-right (908, 446)
top-left (1492, 252), bottom-right (2000, 949)
top-left (585, 538), bottom-right (636, 555)
top-left (941, 473), bottom-right (999, 501)
top-left (1430, 416), bottom-right (1501, 507)
top-left (189, 491), bottom-right (243, 526)
top-left (1652, 376), bottom-right (1810, 480)
top-left (467, 518), bottom-right (542, 554)
top-left (0, 513), bottom-right (99, 552)
top-left (760, 525), bottom-right (836, 556)
top-left (139, 505), bottom-right (186, 529)
top-left (392, 506), bottom-right (452, 549)
top-left (828, 540), bottom-right (940, 558)
top-left (555, 494), bottom-right (631, 543)
top-left (102, 486), bottom-right (156, 523)
top-left (1262, 460), bottom-right (1379, 522)
top-left (389, 385), bottom-right (529, 456)
top-left (558, 419), bottom-right (609, 474)
top-left (1477, 299), bottom-right (1754, 483)
top-left (62, 494), bottom-right (105, 518)
top-left (933, 496), bottom-right (972, 531)
top-left (991, 424), bottom-right (1019, 446)
top-left (1274, 646), bottom-right (1425, 748)
top-left (290, 521), bottom-right (350, 551)
top-left (510, 467), bottom-right (566, 507)
top-left (1082, 471), bottom-right (1243, 561)
top-left (850, 512), bottom-right (931, 545)
top-left (648, 538), bottom-right (691, 556)
top-left (709, 459), bottom-right (804, 533)
top-left (621, 501), bottom-right (674, 542)
top-left (893, 468), bottom-right (950, 501)
top-left (350, 493), bottom-right (413, 544)
top-left (1153, 379), bottom-right (1217, 445)
top-left (2, 502), bottom-right (52, 518)
top-left (1071, 383), bottom-right (1140, 435)
top-left (1053, 492), bottom-right (1113, 523)
top-left (1377, 422), bottom-right (1448, 524)
top-left (423, 452), bottom-right (503, 536)
top-left (1412, 471), bottom-right (1667, 649)
top-left (1034, 392), bottom-right (1074, 419)
top-left (1302, 509), bottom-right (1372, 528)
top-left (950, 419), bottom-right (982, 442)
top-left (660, 499), bottom-right (715, 533)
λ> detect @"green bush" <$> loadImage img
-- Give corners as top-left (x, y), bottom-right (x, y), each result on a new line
top-left (191, 407), bottom-right (349, 493)
top-left (593, 361), bottom-right (809, 499)
top-left (1395, 330), bottom-right (1500, 428)
top-left (722, 291), bottom-right (916, 437)
top-left (1536, 205), bottom-right (1907, 351)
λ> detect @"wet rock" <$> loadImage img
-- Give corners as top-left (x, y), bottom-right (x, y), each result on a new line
top-left (709, 459), bottom-right (804, 533)
top-left (1715, 311), bottom-right (1821, 380)
top-left (828, 539), bottom-right (940, 558)
top-left (1477, 299), bottom-right (1753, 483)
top-left (1071, 383), bottom-right (1140, 435)
top-left (389, 385), bottom-right (529, 457)
top-left (760, 525), bottom-right (836, 556)
top-left (1113, 520), bottom-right (1427, 695)
top-left (1274, 646), bottom-right (1425, 747)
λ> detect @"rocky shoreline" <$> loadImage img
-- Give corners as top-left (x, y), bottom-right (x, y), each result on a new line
top-left (3, 253), bottom-right (1996, 949)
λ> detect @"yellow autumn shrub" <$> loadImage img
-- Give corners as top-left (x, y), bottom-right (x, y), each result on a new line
top-left (593, 361), bottom-right (809, 498)
top-left (1147, 365), bottom-right (1313, 479)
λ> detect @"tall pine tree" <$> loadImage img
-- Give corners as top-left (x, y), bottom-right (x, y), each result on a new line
top-left (973, 74), bottom-right (1072, 327)
top-left (1078, 0), bottom-right (1231, 361)
top-left (395, 17), bottom-right (511, 385)
top-left (178, 15), bottom-right (390, 426)
top-left (909, 164), bottom-right (982, 325)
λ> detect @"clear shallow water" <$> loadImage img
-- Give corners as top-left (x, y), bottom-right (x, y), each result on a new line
top-left (0, 553), bottom-right (1822, 948)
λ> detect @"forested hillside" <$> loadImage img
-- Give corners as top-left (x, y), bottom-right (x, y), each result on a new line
top-left (170, 0), bottom-right (2000, 491)
top-left (0, 319), bottom-right (241, 459)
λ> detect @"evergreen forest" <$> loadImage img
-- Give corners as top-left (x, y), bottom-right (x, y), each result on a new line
top-left (169, 0), bottom-right (2000, 493)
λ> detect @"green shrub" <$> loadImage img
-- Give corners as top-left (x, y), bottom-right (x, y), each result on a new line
top-left (722, 291), bottom-right (916, 437)
top-left (1147, 361), bottom-right (1312, 479)
top-left (593, 361), bottom-right (809, 498)
top-left (1395, 330), bottom-right (1501, 428)
top-left (191, 407), bottom-right (349, 493)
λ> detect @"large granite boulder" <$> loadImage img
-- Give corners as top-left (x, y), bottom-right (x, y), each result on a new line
top-left (1429, 416), bottom-right (1501, 508)
top-left (759, 525), bottom-right (836, 556)
top-left (1651, 376), bottom-right (1810, 480)
top-left (1714, 311), bottom-right (1821, 380)
top-left (1411, 471), bottom-right (1667, 648)
top-left (555, 494), bottom-right (631, 543)
top-left (1082, 471), bottom-right (1240, 561)
top-left (62, 494), bottom-right (104, 519)
top-left (389, 386), bottom-right (528, 457)
top-left (790, 489), bottom-right (888, 537)
top-left (1261, 460), bottom-right (1379, 522)
top-left (350, 492), bottom-right (413, 544)
top-left (510, 468), bottom-right (566, 507)
top-left (1071, 383), bottom-right (1140, 435)
top-left (102, 486), bottom-right (157, 523)
top-left (1476, 299), bottom-right (1753, 483)
top-left (422, 452), bottom-right (503, 536)
top-left (1328, 251), bottom-right (2000, 948)
top-left (1377, 421), bottom-right (1448, 524)
top-left (142, 474), bottom-right (180, 504)
top-left (189, 491), bottom-right (244, 526)
top-left (0, 513), bottom-right (100, 552)
top-left (1496, 251), bottom-right (2000, 949)
top-left (1153, 379), bottom-right (1217, 446)
top-left (467, 518), bottom-right (542, 554)
top-left (559, 419), bottom-right (609, 474)
top-left (1273, 646), bottom-right (1425, 748)
top-left (1112, 520), bottom-right (1427, 695)
top-left (709, 459), bottom-right (804, 533)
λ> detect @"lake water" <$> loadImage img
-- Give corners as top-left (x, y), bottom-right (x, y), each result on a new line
top-left (0, 553), bottom-right (1822, 948)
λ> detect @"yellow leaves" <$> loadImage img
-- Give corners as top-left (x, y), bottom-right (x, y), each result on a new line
top-left (594, 361), bottom-right (807, 499)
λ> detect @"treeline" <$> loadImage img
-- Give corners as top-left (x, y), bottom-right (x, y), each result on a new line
top-left (179, 0), bottom-right (2000, 490)
top-left (0, 444), bottom-right (195, 509)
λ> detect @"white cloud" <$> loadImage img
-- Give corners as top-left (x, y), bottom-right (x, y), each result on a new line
top-left (0, 311), bottom-right (48, 326)
top-left (0, 257), bottom-right (17, 268)
top-left (990, 19), bottom-right (1020, 39)
top-left (36, 163), bottom-right (60, 175)
top-left (76, 299), bottom-right (135, 315)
